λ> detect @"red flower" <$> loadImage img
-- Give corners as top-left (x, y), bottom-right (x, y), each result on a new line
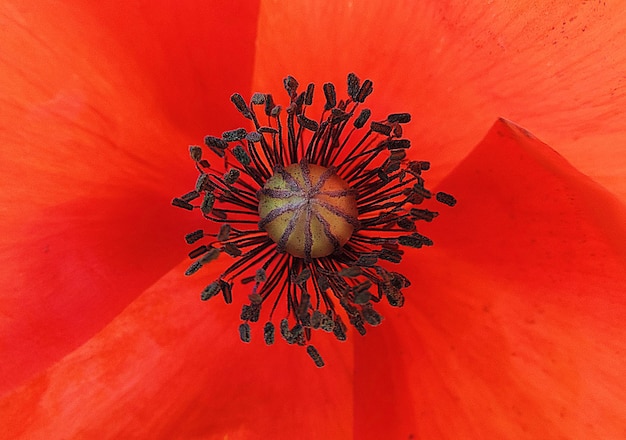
top-left (1, 1), bottom-right (625, 438)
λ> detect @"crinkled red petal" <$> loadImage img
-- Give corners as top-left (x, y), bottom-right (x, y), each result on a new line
top-left (354, 119), bottom-right (626, 438)
top-left (0, 0), bottom-right (259, 394)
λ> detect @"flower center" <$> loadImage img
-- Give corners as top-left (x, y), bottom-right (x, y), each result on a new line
top-left (173, 72), bottom-right (456, 367)
top-left (257, 161), bottom-right (359, 260)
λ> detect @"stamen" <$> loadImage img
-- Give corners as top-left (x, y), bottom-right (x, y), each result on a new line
top-left (387, 113), bottom-right (411, 124)
top-left (189, 145), bottom-right (203, 162)
top-left (323, 83), bottom-right (337, 110)
top-left (230, 93), bottom-right (252, 119)
top-left (436, 191), bottom-right (457, 207)
top-left (201, 282), bottom-right (220, 301)
top-left (264, 322), bottom-right (275, 345)
top-left (306, 345), bottom-right (325, 368)
top-left (175, 73), bottom-right (454, 367)
top-left (171, 198), bottom-right (194, 211)
top-left (354, 108), bottom-right (371, 129)
top-left (239, 323), bottom-right (251, 343)
top-left (185, 229), bottom-right (204, 244)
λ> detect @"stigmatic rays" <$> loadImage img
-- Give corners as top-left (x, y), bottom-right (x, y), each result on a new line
top-left (172, 73), bottom-right (455, 367)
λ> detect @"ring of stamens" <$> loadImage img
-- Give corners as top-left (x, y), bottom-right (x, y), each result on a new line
top-left (173, 72), bottom-right (456, 367)
top-left (258, 162), bottom-right (359, 261)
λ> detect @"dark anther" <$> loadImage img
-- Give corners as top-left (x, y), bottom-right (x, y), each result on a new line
top-left (416, 161), bottom-right (431, 171)
top-left (239, 323), bottom-right (251, 343)
top-left (398, 233), bottom-right (433, 248)
top-left (220, 280), bottom-right (233, 304)
top-left (189, 145), bottom-right (202, 161)
top-left (188, 245), bottom-right (208, 259)
top-left (383, 139), bottom-right (411, 150)
top-left (384, 161), bottom-right (401, 173)
top-left (387, 113), bottom-right (411, 123)
top-left (356, 253), bottom-right (378, 266)
top-left (436, 191), bottom-right (457, 207)
top-left (249, 304), bottom-right (261, 322)
top-left (370, 121), bottom-right (392, 136)
top-left (240, 304), bottom-right (253, 320)
top-left (347, 73), bottom-right (360, 100)
top-left (246, 131), bottom-right (263, 143)
top-left (310, 310), bottom-right (323, 329)
top-left (378, 248), bottom-right (402, 263)
top-left (306, 345), bottom-right (325, 368)
top-left (204, 136), bottom-right (228, 157)
top-left (223, 169), bottom-right (240, 185)
top-left (390, 150), bottom-right (407, 161)
top-left (354, 108), bottom-right (371, 128)
top-left (332, 317), bottom-right (347, 341)
top-left (184, 229), bottom-right (204, 244)
top-left (356, 79), bottom-right (373, 103)
top-left (223, 242), bottom-right (242, 257)
top-left (280, 318), bottom-right (292, 343)
top-left (251, 92), bottom-right (266, 105)
top-left (181, 190), bottom-right (200, 202)
top-left (264, 322), bottom-right (275, 345)
top-left (171, 198), bottom-right (194, 211)
top-left (232, 145), bottom-right (251, 166)
top-left (323, 82), bottom-right (337, 110)
top-left (200, 193), bottom-right (215, 215)
top-left (195, 173), bottom-right (209, 192)
top-left (390, 272), bottom-right (411, 288)
top-left (230, 93), bottom-right (252, 119)
top-left (198, 159), bottom-right (210, 168)
top-left (397, 217), bottom-right (415, 231)
top-left (298, 114), bottom-right (319, 132)
top-left (185, 261), bottom-right (203, 276)
top-left (199, 248), bottom-right (220, 264)
top-left (217, 224), bottom-right (231, 242)
top-left (319, 313), bottom-right (335, 332)
top-left (410, 208), bottom-right (438, 222)
top-left (222, 128), bottom-right (247, 142)
top-left (305, 83), bottom-right (315, 105)
top-left (290, 323), bottom-right (304, 340)
top-left (201, 282), bottom-right (220, 301)
top-left (264, 94), bottom-right (275, 116)
top-left (283, 75), bottom-right (299, 99)
top-left (259, 126), bottom-right (278, 134)
top-left (362, 307), bottom-right (383, 326)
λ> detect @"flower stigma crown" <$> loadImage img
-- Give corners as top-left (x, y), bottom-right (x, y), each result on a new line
top-left (172, 73), bottom-right (456, 367)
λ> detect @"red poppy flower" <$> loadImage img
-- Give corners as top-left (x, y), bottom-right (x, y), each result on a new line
top-left (1, 1), bottom-right (625, 439)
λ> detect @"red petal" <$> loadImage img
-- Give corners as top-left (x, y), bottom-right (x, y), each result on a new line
top-left (0, 0), bottom-right (259, 394)
top-left (354, 119), bottom-right (626, 438)
top-left (0, 260), bottom-right (354, 439)
top-left (252, 1), bottom-right (626, 201)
